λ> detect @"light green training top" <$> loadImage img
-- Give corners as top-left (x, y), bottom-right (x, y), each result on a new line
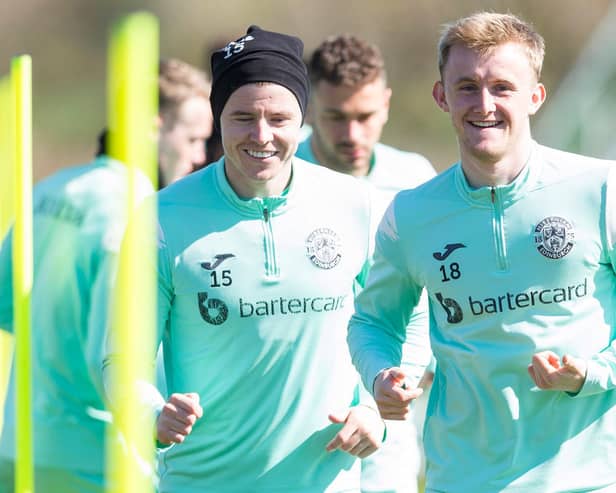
top-left (105, 157), bottom-right (381, 492)
top-left (0, 156), bottom-right (153, 474)
top-left (296, 133), bottom-right (437, 383)
top-left (349, 143), bottom-right (616, 492)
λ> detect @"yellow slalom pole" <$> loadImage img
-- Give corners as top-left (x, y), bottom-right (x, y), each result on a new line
top-left (106, 12), bottom-right (158, 493)
top-left (0, 75), bottom-right (15, 435)
top-left (0, 76), bottom-right (14, 235)
top-left (12, 55), bottom-right (33, 493)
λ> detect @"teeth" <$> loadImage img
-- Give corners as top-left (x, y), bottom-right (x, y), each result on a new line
top-left (247, 150), bottom-right (276, 158)
top-left (471, 121), bottom-right (500, 128)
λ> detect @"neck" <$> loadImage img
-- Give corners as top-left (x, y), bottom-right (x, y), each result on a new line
top-left (224, 160), bottom-right (292, 199)
top-left (460, 141), bottom-right (533, 188)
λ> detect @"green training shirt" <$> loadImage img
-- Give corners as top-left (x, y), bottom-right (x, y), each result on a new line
top-left (348, 143), bottom-right (616, 492)
top-left (296, 132), bottom-right (436, 383)
top-left (0, 156), bottom-right (153, 476)
top-left (106, 157), bottom-right (377, 492)
top-left (297, 133), bottom-right (437, 493)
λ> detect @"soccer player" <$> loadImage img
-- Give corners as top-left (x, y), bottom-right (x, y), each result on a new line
top-left (0, 58), bottom-right (212, 493)
top-left (103, 26), bottom-right (386, 492)
top-left (348, 11), bottom-right (616, 492)
top-left (296, 34), bottom-right (435, 493)
top-left (156, 58), bottom-right (213, 187)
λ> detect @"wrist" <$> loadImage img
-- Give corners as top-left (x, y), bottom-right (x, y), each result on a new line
top-left (358, 404), bottom-right (387, 443)
top-left (372, 367), bottom-right (391, 395)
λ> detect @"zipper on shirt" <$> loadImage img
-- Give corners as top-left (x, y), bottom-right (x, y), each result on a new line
top-left (261, 205), bottom-right (280, 281)
top-left (491, 187), bottom-right (508, 271)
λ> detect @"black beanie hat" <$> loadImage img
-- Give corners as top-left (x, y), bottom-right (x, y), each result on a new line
top-left (210, 25), bottom-right (309, 130)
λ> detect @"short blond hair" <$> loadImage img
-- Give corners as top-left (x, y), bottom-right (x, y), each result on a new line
top-left (437, 12), bottom-right (545, 81)
top-left (159, 58), bottom-right (211, 123)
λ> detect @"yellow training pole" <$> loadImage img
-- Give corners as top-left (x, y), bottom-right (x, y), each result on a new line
top-left (0, 76), bottom-right (14, 234)
top-left (12, 55), bottom-right (33, 493)
top-left (106, 12), bottom-right (158, 493)
top-left (0, 75), bottom-right (15, 435)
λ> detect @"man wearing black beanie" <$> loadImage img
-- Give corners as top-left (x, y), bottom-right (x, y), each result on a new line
top-left (210, 25), bottom-right (310, 130)
top-left (106, 26), bottom-right (386, 492)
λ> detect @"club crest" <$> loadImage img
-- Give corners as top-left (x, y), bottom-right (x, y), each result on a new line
top-left (533, 216), bottom-right (575, 259)
top-left (306, 228), bottom-right (342, 269)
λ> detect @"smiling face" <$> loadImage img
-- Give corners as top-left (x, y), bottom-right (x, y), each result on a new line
top-left (433, 42), bottom-right (546, 186)
top-left (220, 82), bottom-right (303, 198)
top-left (308, 78), bottom-right (391, 177)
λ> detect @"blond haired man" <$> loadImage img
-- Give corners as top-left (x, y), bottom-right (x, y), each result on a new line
top-left (349, 12), bottom-right (616, 493)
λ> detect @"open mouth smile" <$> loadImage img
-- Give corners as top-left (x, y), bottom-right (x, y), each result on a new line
top-left (245, 150), bottom-right (277, 159)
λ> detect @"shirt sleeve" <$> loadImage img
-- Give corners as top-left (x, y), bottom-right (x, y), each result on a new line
top-left (400, 289), bottom-right (432, 387)
top-left (347, 200), bottom-right (425, 394)
top-left (86, 246), bottom-right (119, 401)
top-left (102, 200), bottom-right (168, 420)
top-left (576, 164), bottom-right (616, 396)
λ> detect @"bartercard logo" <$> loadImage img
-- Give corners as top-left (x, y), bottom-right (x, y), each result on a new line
top-left (197, 293), bottom-right (348, 325)
top-left (435, 278), bottom-right (588, 324)
top-left (435, 292), bottom-right (463, 323)
top-left (197, 292), bottom-right (229, 325)
top-left (239, 295), bottom-right (347, 317)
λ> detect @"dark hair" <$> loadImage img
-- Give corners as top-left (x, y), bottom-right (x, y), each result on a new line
top-left (308, 34), bottom-right (386, 87)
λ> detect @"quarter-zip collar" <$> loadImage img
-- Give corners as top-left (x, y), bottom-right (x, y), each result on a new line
top-left (454, 141), bottom-right (542, 208)
top-left (213, 157), bottom-right (293, 217)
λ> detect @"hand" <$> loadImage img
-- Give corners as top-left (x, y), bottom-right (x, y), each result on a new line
top-left (373, 367), bottom-right (423, 420)
top-left (156, 392), bottom-right (203, 445)
top-left (325, 405), bottom-right (385, 458)
top-left (527, 351), bottom-right (587, 394)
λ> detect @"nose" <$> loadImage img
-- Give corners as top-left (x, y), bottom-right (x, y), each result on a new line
top-left (251, 118), bottom-right (274, 144)
top-left (338, 118), bottom-right (362, 141)
top-left (477, 88), bottom-right (496, 114)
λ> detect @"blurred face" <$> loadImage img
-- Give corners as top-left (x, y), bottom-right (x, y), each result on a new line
top-left (221, 83), bottom-right (302, 198)
top-left (309, 78), bottom-right (391, 177)
top-left (158, 96), bottom-right (213, 187)
top-left (432, 42), bottom-right (545, 185)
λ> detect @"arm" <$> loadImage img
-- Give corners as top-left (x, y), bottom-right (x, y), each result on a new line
top-left (579, 165), bottom-right (616, 395)
top-left (86, 247), bottom-right (119, 400)
top-left (400, 289), bottom-right (433, 389)
top-left (528, 165), bottom-right (616, 396)
top-left (348, 202), bottom-right (425, 416)
top-left (101, 208), bottom-right (202, 444)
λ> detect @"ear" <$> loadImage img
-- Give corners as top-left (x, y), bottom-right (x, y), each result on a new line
top-left (528, 82), bottom-right (546, 116)
top-left (432, 81), bottom-right (449, 112)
